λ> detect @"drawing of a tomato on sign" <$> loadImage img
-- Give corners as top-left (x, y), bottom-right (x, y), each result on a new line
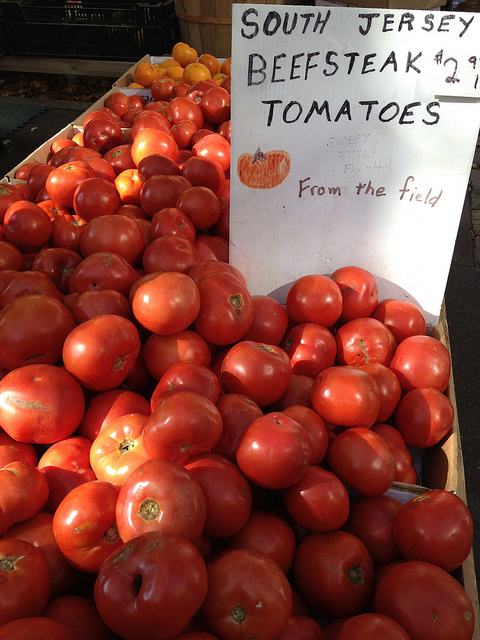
top-left (237, 148), bottom-right (291, 189)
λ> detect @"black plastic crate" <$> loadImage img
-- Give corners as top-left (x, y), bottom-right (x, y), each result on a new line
top-left (1, 0), bottom-right (179, 59)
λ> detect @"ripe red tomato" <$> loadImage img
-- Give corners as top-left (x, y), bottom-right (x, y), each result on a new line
top-left (181, 155), bottom-right (226, 194)
top-left (373, 560), bottom-right (475, 640)
top-left (282, 464), bottom-right (350, 532)
top-left (394, 386), bottom-right (454, 448)
top-left (335, 317), bottom-right (397, 367)
top-left (286, 274), bottom-right (343, 327)
top-left (143, 328), bottom-right (211, 380)
top-left (51, 213), bottom-right (87, 253)
top-left (31, 247), bottom-right (83, 294)
top-left (0, 461), bottom-right (49, 534)
top-left (53, 480), bottom-right (122, 573)
top-left (327, 426), bottom-right (396, 497)
top-left (3, 200), bottom-right (53, 253)
top-left (193, 271), bottom-right (255, 345)
top-left (280, 322), bottom-right (337, 379)
top-left (282, 404), bottom-right (329, 464)
top-left (72, 289), bottom-right (131, 323)
top-left (201, 548), bottom-right (293, 640)
top-left (0, 430), bottom-right (37, 467)
top-left (359, 361), bottom-right (402, 423)
top-left (150, 206), bottom-right (196, 244)
top-left (45, 160), bottom-right (96, 208)
top-left (311, 366), bottom-right (381, 429)
top-left (200, 86), bottom-right (231, 125)
top-left (184, 451), bottom-right (252, 538)
top-left (131, 127), bottom-right (179, 166)
top-left (25, 162), bottom-right (56, 200)
top-left (0, 294), bottom-right (76, 370)
top-left (83, 118), bottom-right (123, 155)
top-left (294, 530), bottom-right (374, 618)
top-left (221, 340), bottom-right (292, 408)
top-left (336, 613), bottom-right (411, 640)
top-left (0, 364), bottom-right (85, 444)
top-left (0, 617), bottom-right (77, 639)
top-left (103, 143), bottom-right (136, 175)
top-left (62, 314), bottom-right (141, 391)
top-left (166, 96), bottom-right (204, 129)
top-left (42, 595), bottom-right (115, 640)
top-left (330, 265), bottom-right (379, 323)
top-left (342, 494), bottom-right (403, 567)
top-left (175, 185), bottom-right (221, 231)
top-left (372, 298), bottom-right (427, 343)
top-left (141, 234), bottom-right (199, 274)
top-left (223, 509), bottom-right (297, 574)
top-left (140, 173), bottom-right (192, 217)
top-left (115, 457), bottom-right (206, 543)
top-left (0, 184), bottom-right (24, 224)
top-left (236, 411), bottom-right (312, 489)
top-left (38, 436), bottom-right (97, 513)
top-left (94, 531), bottom-right (208, 640)
top-left (191, 132), bottom-right (231, 171)
top-left (393, 489), bottom-right (474, 572)
top-left (211, 392), bottom-right (263, 463)
top-left (142, 390), bottom-right (223, 464)
top-left (0, 241), bottom-right (23, 270)
top-left (0, 539), bottom-right (51, 626)
top-left (389, 334), bottom-right (451, 393)
top-left (114, 168), bottom-right (143, 205)
top-left (150, 362), bottom-right (220, 410)
top-left (68, 251), bottom-right (138, 297)
top-left (241, 294), bottom-right (289, 345)
top-left (371, 423), bottom-right (418, 483)
top-left (72, 177), bottom-right (121, 221)
top-left (89, 413), bottom-right (150, 486)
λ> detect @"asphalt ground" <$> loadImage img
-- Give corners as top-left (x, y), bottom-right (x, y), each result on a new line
top-left (1, 97), bottom-right (479, 587)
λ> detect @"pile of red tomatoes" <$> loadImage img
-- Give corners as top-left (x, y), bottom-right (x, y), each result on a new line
top-left (0, 63), bottom-right (476, 640)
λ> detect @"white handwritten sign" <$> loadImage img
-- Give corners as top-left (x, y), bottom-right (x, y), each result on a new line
top-left (229, 5), bottom-right (480, 327)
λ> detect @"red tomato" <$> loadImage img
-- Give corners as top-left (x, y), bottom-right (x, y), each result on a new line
top-left (43, 595), bottom-right (116, 640)
top-left (223, 509), bottom-right (297, 574)
top-left (51, 213), bottom-right (87, 253)
top-left (150, 75), bottom-right (177, 101)
top-left (45, 160), bottom-right (96, 208)
top-left (193, 235), bottom-right (228, 266)
top-left (372, 298), bottom-right (427, 343)
top-left (393, 489), bottom-right (474, 572)
top-left (53, 480), bottom-right (122, 573)
top-left (81, 214), bottom-right (146, 265)
top-left (211, 392), bottom-right (263, 463)
top-left (83, 118), bottom-right (123, 155)
top-left (104, 91), bottom-right (130, 116)
top-left (389, 334), bottom-right (451, 393)
top-left (31, 247), bottom-right (83, 294)
top-left (240, 294), bottom-right (289, 346)
top-left (115, 457), bottom-right (207, 543)
top-left (171, 118), bottom-right (198, 150)
top-left (38, 436), bottom-right (96, 512)
top-left (62, 314), bottom-right (141, 391)
top-left (175, 185), bottom-right (221, 231)
top-left (359, 361), bottom-right (402, 423)
top-left (193, 271), bottom-right (255, 345)
top-left (143, 328), bottom-right (211, 380)
top-left (3, 200), bottom-right (53, 253)
top-left (221, 341), bottom-right (292, 408)
top-left (0, 184), bottom-right (24, 224)
top-left (280, 322), bottom-right (337, 379)
top-left (150, 362), bottom-right (220, 410)
top-left (294, 530), bottom-right (374, 618)
top-left (327, 426), bottom-right (396, 497)
top-left (150, 206), bottom-right (197, 244)
top-left (371, 423), bottom-right (418, 484)
top-left (103, 143), bottom-right (136, 175)
top-left (141, 234), bottom-right (199, 274)
top-left (142, 390), bottom-right (223, 464)
top-left (131, 127), bottom-right (179, 166)
top-left (0, 294), bottom-right (76, 370)
top-left (269, 374), bottom-right (314, 410)
top-left (373, 560), bottom-right (475, 640)
top-left (181, 155), bottom-right (226, 194)
top-left (282, 404), bottom-right (329, 465)
top-left (185, 452), bottom-right (252, 538)
top-left (286, 274), bottom-right (343, 328)
top-left (335, 317), bottom-right (397, 367)
top-left (72, 177), bottom-right (121, 221)
top-left (191, 132), bottom-right (231, 172)
top-left (394, 386), bottom-right (454, 448)
top-left (189, 259), bottom-right (246, 285)
top-left (94, 531), bottom-right (208, 640)
top-left (330, 265), bottom-right (379, 323)
top-left (166, 96), bottom-right (204, 129)
top-left (0, 539), bottom-right (51, 626)
top-left (282, 464), bottom-right (350, 532)
top-left (82, 155), bottom-right (118, 182)
top-left (0, 269), bottom-right (63, 308)
top-left (72, 289), bottom-right (132, 323)
top-left (137, 153), bottom-right (180, 180)
top-left (201, 548), bottom-right (293, 640)
top-left (336, 613), bottom-right (411, 640)
top-left (140, 173), bottom-right (192, 217)
top-left (90, 413), bottom-right (150, 486)
top-left (200, 86), bottom-right (231, 125)
top-left (0, 241), bottom-right (23, 271)
top-left (0, 461), bottom-right (49, 534)
top-left (0, 617), bottom-right (77, 639)
top-left (0, 364), bottom-right (85, 444)
top-left (130, 112), bottom-right (171, 140)
top-left (77, 388), bottom-right (150, 442)
top-left (236, 411), bottom-right (311, 489)
top-left (342, 495), bottom-right (403, 567)
top-left (311, 366), bottom-right (381, 429)
top-left (0, 430), bottom-right (37, 467)
top-left (1, 512), bottom-right (77, 600)
top-left (25, 162), bottom-right (56, 200)
top-left (68, 251), bottom-right (138, 297)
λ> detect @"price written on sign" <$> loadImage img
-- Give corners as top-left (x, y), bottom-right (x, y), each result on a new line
top-left (229, 5), bottom-right (480, 327)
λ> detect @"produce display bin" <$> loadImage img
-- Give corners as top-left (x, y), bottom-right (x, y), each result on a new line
top-left (0, 0), bottom-right (180, 59)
